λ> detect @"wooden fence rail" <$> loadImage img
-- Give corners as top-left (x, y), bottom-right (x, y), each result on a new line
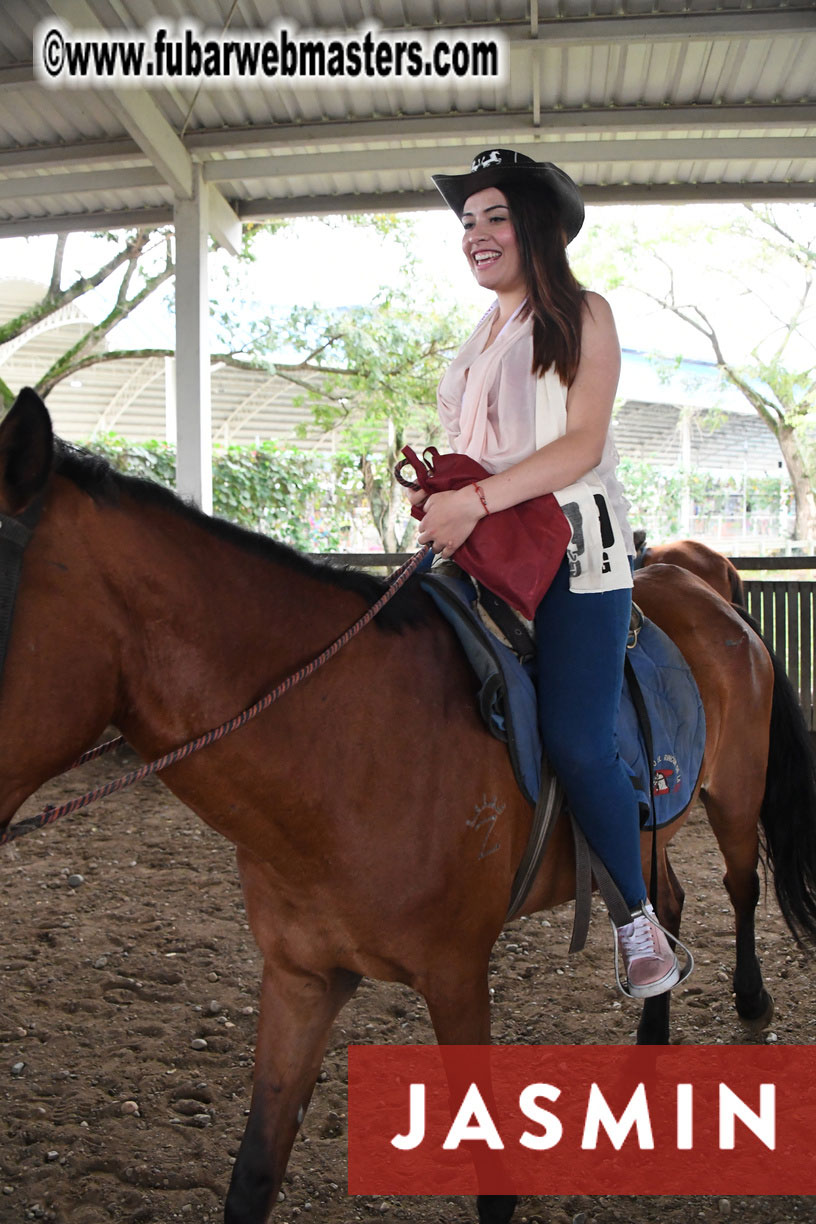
top-left (315, 553), bottom-right (816, 730)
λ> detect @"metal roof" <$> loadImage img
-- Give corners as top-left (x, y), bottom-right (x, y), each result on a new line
top-left (0, 1), bottom-right (814, 238)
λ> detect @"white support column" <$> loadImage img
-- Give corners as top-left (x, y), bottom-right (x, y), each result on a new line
top-left (164, 356), bottom-right (177, 445)
top-left (680, 408), bottom-right (692, 536)
top-left (174, 167), bottom-right (212, 512)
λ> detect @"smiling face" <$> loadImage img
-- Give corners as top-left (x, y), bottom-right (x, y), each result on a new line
top-left (461, 187), bottom-right (527, 304)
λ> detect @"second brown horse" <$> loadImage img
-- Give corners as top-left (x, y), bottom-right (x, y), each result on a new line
top-left (636, 536), bottom-right (745, 604)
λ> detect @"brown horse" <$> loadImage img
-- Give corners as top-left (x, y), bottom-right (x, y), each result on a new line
top-left (636, 537), bottom-right (745, 604)
top-left (2, 388), bottom-right (816, 1224)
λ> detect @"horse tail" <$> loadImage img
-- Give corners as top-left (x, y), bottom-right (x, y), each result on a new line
top-left (735, 605), bottom-right (816, 945)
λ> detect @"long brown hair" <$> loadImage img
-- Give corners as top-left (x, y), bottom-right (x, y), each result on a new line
top-left (497, 178), bottom-right (585, 384)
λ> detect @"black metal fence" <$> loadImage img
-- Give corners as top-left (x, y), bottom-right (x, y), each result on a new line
top-left (734, 558), bottom-right (816, 731)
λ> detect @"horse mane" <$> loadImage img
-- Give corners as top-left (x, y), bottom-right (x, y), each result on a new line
top-left (52, 440), bottom-right (426, 632)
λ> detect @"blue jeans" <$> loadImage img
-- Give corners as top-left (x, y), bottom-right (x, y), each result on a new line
top-left (534, 557), bottom-right (646, 910)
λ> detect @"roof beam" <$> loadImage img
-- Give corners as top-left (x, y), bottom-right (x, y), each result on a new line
top-left (186, 105), bottom-right (816, 151)
top-left (101, 90), bottom-right (193, 200)
top-left (0, 63), bottom-right (35, 87)
top-left (43, 0), bottom-right (241, 254)
top-left (0, 138), bottom-right (144, 170)
top-left (238, 179), bottom-right (816, 220)
top-left (206, 182), bottom-right (242, 255)
top-left (0, 165), bottom-right (164, 200)
top-left (187, 106), bottom-right (816, 154)
top-left (204, 136), bottom-right (816, 185)
top-left (0, 170), bottom-right (249, 253)
top-left (509, 9), bottom-right (816, 44)
top-left (583, 181), bottom-right (816, 204)
top-left (0, 205), bottom-right (174, 238)
top-left (0, 171), bottom-right (813, 239)
top-left (0, 105), bottom-right (812, 174)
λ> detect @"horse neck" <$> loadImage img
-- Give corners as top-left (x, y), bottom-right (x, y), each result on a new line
top-left (98, 492), bottom-right (368, 757)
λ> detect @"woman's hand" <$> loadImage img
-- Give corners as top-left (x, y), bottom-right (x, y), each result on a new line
top-left (416, 485), bottom-right (485, 557)
top-left (404, 483), bottom-right (427, 510)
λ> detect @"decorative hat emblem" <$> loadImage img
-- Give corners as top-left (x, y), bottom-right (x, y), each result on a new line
top-left (471, 150), bottom-right (502, 171)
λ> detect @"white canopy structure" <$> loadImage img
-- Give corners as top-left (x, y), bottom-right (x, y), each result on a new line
top-left (0, 1), bottom-right (813, 507)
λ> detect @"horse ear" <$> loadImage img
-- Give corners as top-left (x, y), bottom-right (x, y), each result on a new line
top-left (0, 387), bottom-right (54, 515)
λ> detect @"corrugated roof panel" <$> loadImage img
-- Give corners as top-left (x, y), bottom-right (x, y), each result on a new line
top-left (0, 3), bottom-right (40, 60)
top-left (185, 0), bottom-right (233, 24)
top-left (604, 40), bottom-right (628, 105)
top-left (0, 0), bottom-right (812, 236)
top-left (692, 37), bottom-right (735, 104)
top-left (783, 35), bottom-right (816, 99)
top-left (19, 90), bottom-right (121, 144)
top-left (756, 35), bottom-right (816, 102)
top-left (0, 90), bottom-right (71, 148)
top-left (0, 180), bottom-right (173, 221)
top-left (175, 84), bottom-right (234, 131)
top-left (714, 38), bottom-right (763, 104)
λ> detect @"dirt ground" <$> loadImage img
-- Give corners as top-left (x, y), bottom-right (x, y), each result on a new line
top-left (1, 745), bottom-right (814, 1224)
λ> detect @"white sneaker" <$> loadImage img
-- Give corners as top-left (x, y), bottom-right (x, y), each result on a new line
top-left (615, 902), bottom-right (681, 999)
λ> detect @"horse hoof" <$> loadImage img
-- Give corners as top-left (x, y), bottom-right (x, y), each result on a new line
top-left (477, 1193), bottom-right (518, 1223)
top-left (736, 988), bottom-right (775, 1029)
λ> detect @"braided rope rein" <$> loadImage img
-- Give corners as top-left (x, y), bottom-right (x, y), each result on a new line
top-left (0, 547), bottom-right (429, 848)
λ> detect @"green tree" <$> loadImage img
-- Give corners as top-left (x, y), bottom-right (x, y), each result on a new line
top-left (0, 222), bottom-right (287, 409)
top-left (577, 205), bottom-right (816, 541)
top-left (285, 290), bottom-right (465, 551)
top-left (87, 433), bottom-right (343, 551)
top-left (0, 228), bottom-right (176, 409)
top-left (215, 218), bottom-right (469, 551)
top-left (3, 216), bottom-right (465, 552)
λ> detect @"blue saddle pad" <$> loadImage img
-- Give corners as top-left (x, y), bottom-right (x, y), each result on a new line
top-left (421, 572), bottom-right (705, 827)
top-left (619, 618), bottom-right (706, 826)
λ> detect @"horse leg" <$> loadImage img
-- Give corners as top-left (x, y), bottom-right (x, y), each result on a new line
top-left (224, 961), bottom-right (360, 1224)
top-left (422, 969), bottom-right (517, 1224)
top-left (637, 846), bottom-right (685, 1046)
top-left (701, 789), bottom-right (774, 1027)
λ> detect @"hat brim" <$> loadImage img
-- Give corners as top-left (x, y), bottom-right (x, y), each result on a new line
top-left (431, 162), bottom-right (584, 243)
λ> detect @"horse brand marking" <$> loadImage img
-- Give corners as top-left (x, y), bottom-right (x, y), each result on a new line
top-left (467, 796), bottom-right (504, 859)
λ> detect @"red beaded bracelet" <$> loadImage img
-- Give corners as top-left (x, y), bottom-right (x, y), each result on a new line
top-left (472, 482), bottom-right (490, 516)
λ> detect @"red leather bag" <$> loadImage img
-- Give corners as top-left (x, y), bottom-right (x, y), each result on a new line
top-left (395, 445), bottom-right (571, 620)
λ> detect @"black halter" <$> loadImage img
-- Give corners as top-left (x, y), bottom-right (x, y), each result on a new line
top-left (0, 494), bottom-right (46, 682)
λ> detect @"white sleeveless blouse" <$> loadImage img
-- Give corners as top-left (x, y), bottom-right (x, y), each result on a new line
top-left (437, 302), bottom-right (635, 568)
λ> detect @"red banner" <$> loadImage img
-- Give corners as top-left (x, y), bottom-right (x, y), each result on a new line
top-left (348, 1045), bottom-right (816, 1195)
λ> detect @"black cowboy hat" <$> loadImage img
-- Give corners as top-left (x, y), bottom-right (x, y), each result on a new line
top-left (432, 148), bottom-right (585, 243)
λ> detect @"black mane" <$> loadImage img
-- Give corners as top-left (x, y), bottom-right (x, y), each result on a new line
top-left (52, 439), bottom-right (425, 632)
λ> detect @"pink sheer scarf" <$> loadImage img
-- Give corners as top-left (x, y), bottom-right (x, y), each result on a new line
top-left (437, 302), bottom-right (537, 474)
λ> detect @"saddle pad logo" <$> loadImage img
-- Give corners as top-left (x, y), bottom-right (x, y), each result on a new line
top-left (653, 753), bottom-right (681, 797)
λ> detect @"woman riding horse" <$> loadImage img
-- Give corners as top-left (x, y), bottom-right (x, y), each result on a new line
top-left (409, 149), bottom-right (682, 999)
